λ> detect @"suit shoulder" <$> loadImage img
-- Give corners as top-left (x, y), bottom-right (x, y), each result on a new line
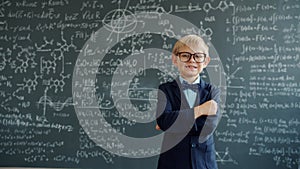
top-left (202, 80), bottom-right (220, 93)
top-left (158, 80), bottom-right (177, 90)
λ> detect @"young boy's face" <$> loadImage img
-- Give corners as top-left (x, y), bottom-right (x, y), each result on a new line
top-left (172, 44), bottom-right (210, 81)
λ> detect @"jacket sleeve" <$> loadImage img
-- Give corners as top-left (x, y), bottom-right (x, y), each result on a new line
top-left (156, 85), bottom-right (195, 134)
top-left (197, 85), bottom-right (222, 143)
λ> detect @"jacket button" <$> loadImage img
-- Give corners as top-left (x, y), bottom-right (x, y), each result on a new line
top-left (191, 143), bottom-right (196, 148)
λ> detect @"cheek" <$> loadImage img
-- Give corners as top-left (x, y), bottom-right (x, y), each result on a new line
top-left (196, 65), bottom-right (205, 73)
top-left (200, 63), bottom-right (208, 69)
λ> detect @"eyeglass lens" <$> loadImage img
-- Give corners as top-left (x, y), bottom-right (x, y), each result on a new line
top-left (177, 52), bottom-right (206, 63)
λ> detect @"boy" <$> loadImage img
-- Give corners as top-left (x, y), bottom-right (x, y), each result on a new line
top-left (156, 34), bottom-right (221, 169)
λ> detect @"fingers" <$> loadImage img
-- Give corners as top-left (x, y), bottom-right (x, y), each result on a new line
top-left (155, 124), bottom-right (161, 130)
top-left (207, 100), bottom-right (217, 115)
top-left (200, 100), bottom-right (217, 116)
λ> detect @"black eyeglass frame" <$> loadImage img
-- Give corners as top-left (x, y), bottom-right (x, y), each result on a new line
top-left (176, 52), bottom-right (207, 63)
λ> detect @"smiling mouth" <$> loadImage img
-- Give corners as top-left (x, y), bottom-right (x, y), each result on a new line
top-left (186, 65), bottom-right (197, 69)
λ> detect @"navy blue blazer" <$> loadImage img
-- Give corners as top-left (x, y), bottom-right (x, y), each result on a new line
top-left (156, 77), bottom-right (221, 169)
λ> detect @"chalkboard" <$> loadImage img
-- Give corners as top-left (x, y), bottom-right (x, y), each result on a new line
top-left (0, 0), bottom-right (300, 169)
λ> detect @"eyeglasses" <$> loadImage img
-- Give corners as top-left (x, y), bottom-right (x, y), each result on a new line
top-left (176, 52), bottom-right (206, 63)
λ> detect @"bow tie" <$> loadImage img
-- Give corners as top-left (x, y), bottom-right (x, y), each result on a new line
top-left (181, 81), bottom-right (199, 92)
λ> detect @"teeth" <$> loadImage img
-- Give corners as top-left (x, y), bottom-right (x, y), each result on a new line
top-left (187, 66), bottom-right (196, 68)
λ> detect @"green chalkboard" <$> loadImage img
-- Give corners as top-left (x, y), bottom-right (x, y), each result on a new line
top-left (0, 0), bottom-right (299, 169)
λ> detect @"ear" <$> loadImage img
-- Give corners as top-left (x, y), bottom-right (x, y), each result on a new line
top-left (202, 56), bottom-right (211, 68)
top-left (172, 54), bottom-right (178, 66)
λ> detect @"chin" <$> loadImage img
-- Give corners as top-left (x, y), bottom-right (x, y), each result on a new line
top-left (184, 73), bottom-right (199, 78)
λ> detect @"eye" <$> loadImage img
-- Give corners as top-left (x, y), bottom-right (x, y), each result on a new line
top-left (180, 53), bottom-right (190, 58)
top-left (194, 53), bottom-right (204, 59)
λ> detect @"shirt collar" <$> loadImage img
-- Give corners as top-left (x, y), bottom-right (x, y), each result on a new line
top-left (179, 75), bottom-right (200, 85)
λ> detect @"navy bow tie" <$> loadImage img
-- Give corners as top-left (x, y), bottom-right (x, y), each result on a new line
top-left (181, 81), bottom-right (199, 92)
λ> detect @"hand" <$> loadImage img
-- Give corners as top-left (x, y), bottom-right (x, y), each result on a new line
top-left (155, 124), bottom-right (161, 130)
top-left (194, 100), bottom-right (217, 119)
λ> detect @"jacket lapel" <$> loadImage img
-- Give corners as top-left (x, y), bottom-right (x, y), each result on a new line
top-left (196, 78), bottom-right (209, 105)
top-left (171, 77), bottom-right (190, 109)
